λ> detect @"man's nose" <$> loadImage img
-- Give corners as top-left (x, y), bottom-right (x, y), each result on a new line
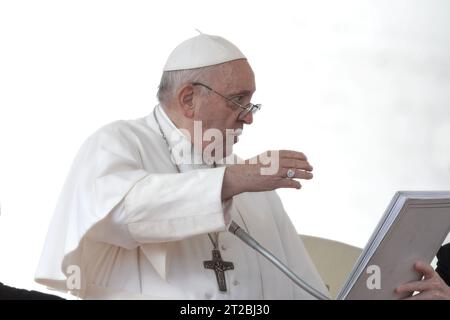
top-left (240, 111), bottom-right (253, 124)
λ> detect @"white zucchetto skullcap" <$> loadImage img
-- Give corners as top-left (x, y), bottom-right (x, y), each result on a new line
top-left (163, 33), bottom-right (246, 71)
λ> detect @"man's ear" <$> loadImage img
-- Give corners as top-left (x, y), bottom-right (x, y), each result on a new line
top-left (177, 84), bottom-right (195, 118)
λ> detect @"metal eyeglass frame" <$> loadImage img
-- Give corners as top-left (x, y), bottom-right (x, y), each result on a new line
top-left (192, 82), bottom-right (261, 120)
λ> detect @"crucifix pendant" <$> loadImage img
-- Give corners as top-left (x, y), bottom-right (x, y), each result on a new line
top-left (203, 249), bottom-right (234, 292)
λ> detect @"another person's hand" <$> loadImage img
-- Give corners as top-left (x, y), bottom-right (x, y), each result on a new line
top-left (396, 261), bottom-right (450, 300)
top-left (222, 150), bottom-right (313, 200)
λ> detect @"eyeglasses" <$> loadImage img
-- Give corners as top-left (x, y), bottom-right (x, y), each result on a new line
top-left (192, 82), bottom-right (261, 120)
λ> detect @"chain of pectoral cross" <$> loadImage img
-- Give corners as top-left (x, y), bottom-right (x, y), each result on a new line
top-left (153, 108), bottom-right (235, 292)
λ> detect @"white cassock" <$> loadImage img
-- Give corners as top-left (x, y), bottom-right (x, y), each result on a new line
top-left (35, 104), bottom-right (329, 299)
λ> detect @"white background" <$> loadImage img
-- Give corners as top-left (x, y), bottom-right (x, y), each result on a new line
top-left (1, 0), bottom-right (449, 295)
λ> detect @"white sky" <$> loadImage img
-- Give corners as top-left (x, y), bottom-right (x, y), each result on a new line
top-left (1, 0), bottom-right (449, 295)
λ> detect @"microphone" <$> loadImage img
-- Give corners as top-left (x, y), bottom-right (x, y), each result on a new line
top-left (228, 220), bottom-right (330, 300)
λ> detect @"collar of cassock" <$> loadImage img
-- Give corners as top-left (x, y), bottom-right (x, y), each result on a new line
top-left (155, 104), bottom-right (215, 172)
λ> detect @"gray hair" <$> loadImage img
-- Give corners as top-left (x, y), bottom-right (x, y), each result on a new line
top-left (156, 65), bottom-right (220, 107)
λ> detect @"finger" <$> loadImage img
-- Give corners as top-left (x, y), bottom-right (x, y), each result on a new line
top-left (280, 168), bottom-right (313, 180)
top-left (278, 150), bottom-right (307, 161)
top-left (414, 261), bottom-right (436, 280)
top-left (281, 159), bottom-right (313, 171)
top-left (396, 279), bottom-right (436, 294)
top-left (276, 178), bottom-right (302, 190)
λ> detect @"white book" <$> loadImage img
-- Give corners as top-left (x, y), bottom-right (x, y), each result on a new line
top-left (337, 191), bottom-right (450, 300)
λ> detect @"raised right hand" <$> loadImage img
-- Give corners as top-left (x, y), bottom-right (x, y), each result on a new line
top-left (221, 150), bottom-right (313, 200)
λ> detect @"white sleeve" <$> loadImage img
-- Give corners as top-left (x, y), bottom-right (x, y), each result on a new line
top-left (88, 167), bottom-right (229, 247)
top-left (86, 200), bottom-right (138, 249)
top-left (124, 167), bottom-right (229, 243)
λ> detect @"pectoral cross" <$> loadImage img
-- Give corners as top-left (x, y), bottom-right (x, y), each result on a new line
top-left (203, 249), bottom-right (234, 292)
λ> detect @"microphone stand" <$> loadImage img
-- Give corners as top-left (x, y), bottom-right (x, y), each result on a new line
top-left (228, 221), bottom-right (330, 300)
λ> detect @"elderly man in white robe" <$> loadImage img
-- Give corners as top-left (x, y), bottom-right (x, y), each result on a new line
top-left (35, 33), bottom-right (450, 300)
top-left (35, 33), bottom-right (328, 299)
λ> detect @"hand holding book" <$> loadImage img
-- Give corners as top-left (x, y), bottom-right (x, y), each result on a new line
top-left (337, 191), bottom-right (450, 300)
top-left (396, 260), bottom-right (450, 300)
